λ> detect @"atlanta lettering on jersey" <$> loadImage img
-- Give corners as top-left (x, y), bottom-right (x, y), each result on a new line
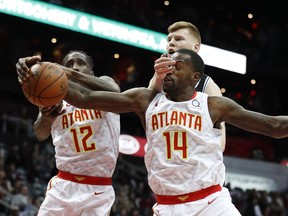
top-left (151, 110), bottom-right (202, 131)
top-left (62, 109), bottom-right (102, 129)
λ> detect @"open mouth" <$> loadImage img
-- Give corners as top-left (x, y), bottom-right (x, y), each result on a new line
top-left (164, 76), bottom-right (173, 84)
top-left (168, 49), bottom-right (175, 54)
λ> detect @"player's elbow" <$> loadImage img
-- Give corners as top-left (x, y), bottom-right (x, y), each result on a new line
top-left (267, 119), bottom-right (288, 139)
top-left (112, 85), bottom-right (121, 93)
top-left (33, 128), bottom-right (50, 141)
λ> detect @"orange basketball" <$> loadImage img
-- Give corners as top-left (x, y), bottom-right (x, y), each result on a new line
top-left (22, 62), bottom-right (68, 107)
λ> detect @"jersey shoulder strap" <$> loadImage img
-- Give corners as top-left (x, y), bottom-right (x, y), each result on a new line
top-left (195, 73), bottom-right (210, 92)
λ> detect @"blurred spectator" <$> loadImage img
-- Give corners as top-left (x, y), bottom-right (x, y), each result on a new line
top-left (10, 184), bottom-right (29, 214)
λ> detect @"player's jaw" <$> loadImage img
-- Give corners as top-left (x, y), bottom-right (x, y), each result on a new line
top-left (163, 75), bottom-right (174, 89)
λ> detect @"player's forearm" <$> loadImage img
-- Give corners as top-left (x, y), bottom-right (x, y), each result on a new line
top-left (59, 65), bottom-right (119, 92)
top-left (65, 83), bottom-right (116, 112)
top-left (33, 116), bottom-right (53, 141)
top-left (269, 116), bottom-right (288, 138)
top-left (65, 81), bottom-right (93, 109)
top-left (148, 73), bottom-right (163, 92)
top-left (65, 82), bottom-right (141, 114)
top-left (71, 73), bottom-right (118, 92)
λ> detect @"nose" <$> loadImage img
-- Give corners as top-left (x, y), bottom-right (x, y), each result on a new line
top-left (167, 39), bottom-right (176, 54)
top-left (168, 38), bottom-right (175, 47)
top-left (167, 65), bottom-right (175, 75)
top-left (72, 63), bottom-right (80, 72)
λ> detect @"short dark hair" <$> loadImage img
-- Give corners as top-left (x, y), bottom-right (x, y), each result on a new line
top-left (176, 48), bottom-right (205, 75)
top-left (62, 50), bottom-right (94, 69)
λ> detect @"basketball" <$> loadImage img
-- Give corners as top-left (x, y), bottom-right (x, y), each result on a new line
top-left (22, 62), bottom-right (68, 108)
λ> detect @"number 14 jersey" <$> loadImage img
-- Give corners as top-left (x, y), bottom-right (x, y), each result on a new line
top-left (145, 92), bottom-right (224, 195)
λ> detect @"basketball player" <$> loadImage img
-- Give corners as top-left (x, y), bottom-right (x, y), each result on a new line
top-left (148, 21), bottom-right (226, 152)
top-left (16, 51), bottom-right (120, 215)
top-left (62, 48), bottom-right (288, 216)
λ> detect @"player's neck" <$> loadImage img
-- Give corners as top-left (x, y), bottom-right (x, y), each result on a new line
top-left (166, 90), bottom-right (196, 102)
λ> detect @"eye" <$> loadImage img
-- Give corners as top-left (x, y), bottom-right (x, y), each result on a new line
top-left (78, 59), bottom-right (87, 66)
top-left (172, 63), bottom-right (180, 70)
top-left (174, 61), bottom-right (185, 70)
top-left (174, 36), bottom-right (181, 41)
top-left (65, 62), bottom-right (73, 68)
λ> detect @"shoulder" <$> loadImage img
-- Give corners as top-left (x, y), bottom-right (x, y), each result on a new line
top-left (99, 75), bottom-right (117, 83)
top-left (123, 87), bottom-right (157, 112)
top-left (99, 75), bottom-right (121, 92)
top-left (204, 77), bottom-right (222, 96)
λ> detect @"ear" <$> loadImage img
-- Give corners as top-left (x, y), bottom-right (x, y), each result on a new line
top-left (193, 71), bottom-right (200, 79)
top-left (194, 44), bottom-right (200, 52)
top-left (192, 72), bottom-right (201, 84)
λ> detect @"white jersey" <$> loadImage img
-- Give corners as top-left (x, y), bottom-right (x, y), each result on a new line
top-left (145, 92), bottom-right (225, 195)
top-left (51, 101), bottom-right (120, 177)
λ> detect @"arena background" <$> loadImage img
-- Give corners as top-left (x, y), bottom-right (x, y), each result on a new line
top-left (1, 0), bottom-right (288, 215)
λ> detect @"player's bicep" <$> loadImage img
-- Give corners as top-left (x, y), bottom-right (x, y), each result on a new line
top-left (209, 96), bottom-right (243, 125)
top-left (217, 97), bottom-right (269, 132)
top-left (88, 88), bottom-right (145, 113)
top-left (99, 76), bottom-right (121, 92)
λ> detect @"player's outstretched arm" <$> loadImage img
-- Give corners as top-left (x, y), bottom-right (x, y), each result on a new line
top-left (65, 81), bottom-right (151, 114)
top-left (211, 96), bottom-right (288, 139)
top-left (57, 65), bottom-right (120, 93)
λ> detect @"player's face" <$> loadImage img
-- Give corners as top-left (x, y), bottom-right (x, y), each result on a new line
top-left (163, 52), bottom-right (195, 94)
top-left (63, 53), bottom-right (92, 75)
top-left (166, 28), bottom-right (199, 54)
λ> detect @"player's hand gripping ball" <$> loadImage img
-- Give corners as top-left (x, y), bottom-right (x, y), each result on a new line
top-left (22, 62), bottom-right (68, 107)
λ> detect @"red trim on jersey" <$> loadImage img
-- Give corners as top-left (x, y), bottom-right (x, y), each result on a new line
top-left (156, 184), bottom-right (221, 205)
top-left (191, 91), bottom-right (197, 99)
top-left (57, 170), bottom-right (112, 185)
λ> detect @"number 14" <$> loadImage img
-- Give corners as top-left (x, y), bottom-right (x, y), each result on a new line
top-left (163, 131), bottom-right (188, 159)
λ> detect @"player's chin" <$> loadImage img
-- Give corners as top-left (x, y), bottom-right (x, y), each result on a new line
top-left (163, 81), bottom-right (172, 90)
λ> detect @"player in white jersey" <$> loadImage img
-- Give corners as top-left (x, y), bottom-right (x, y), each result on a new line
top-left (16, 50), bottom-right (120, 216)
top-left (148, 21), bottom-right (226, 152)
top-left (61, 48), bottom-right (288, 216)
top-left (145, 92), bottom-right (238, 215)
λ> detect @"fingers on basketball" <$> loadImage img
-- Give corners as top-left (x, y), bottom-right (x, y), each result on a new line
top-left (22, 62), bottom-right (68, 108)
